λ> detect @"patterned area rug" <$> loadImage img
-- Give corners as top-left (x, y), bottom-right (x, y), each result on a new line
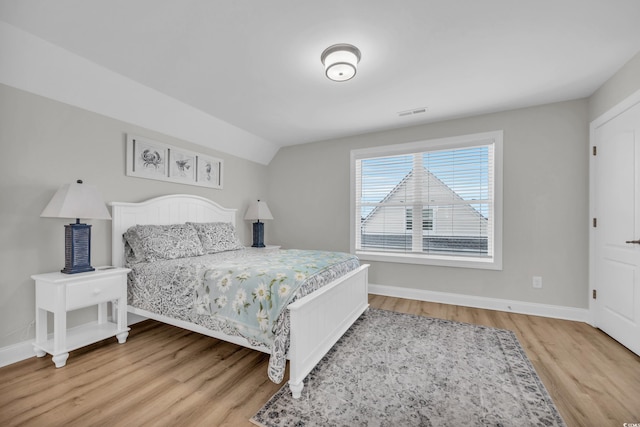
top-left (251, 308), bottom-right (565, 427)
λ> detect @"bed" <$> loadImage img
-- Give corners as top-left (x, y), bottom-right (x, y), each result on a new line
top-left (110, 194), bottom-right (369, 398)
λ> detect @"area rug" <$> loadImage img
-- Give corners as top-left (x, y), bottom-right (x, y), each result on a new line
top-left (251, 308), bottom-right (565, 427)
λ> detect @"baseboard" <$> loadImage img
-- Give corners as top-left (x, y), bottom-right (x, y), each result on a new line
top-left (0, 312), bottom-right (149, 369)
top-left (0, 340), bottom-right (36, 368)
top-left (127, 312), bottom-right (148, 326)
top-left (368, 283), bottom-right (590, 323)
top-left (2, 290), bottom-right (587, 368)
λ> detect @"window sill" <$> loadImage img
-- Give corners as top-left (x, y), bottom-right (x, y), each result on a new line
top-left (355, 251), bottom-right (502, 270)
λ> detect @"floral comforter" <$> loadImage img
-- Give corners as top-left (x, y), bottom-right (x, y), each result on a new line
top-left (127, 248), bottom-right (360, 383)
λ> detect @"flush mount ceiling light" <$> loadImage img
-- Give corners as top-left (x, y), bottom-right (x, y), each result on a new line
top-left (321, 43), bottom-right (361, 82)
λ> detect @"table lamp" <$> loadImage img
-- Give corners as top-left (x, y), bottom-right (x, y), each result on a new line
top-left (244, 200), bottom-right (273, 248)
top-left (40, 180), bottom-right (111, 274)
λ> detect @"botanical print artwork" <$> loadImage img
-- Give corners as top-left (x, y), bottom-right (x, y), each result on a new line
top-left (169, 150), bottom-right (196, 181)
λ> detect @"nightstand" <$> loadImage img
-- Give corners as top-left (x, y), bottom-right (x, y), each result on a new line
top-left (32, 267), bottom-right (131, 367)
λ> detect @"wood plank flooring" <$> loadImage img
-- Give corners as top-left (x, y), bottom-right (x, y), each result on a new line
top-left (1, 295), bottom-right (639, 426)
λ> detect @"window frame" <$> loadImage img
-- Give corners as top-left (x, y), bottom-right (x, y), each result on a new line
top-left (350, 130), bottom-right (503, 270)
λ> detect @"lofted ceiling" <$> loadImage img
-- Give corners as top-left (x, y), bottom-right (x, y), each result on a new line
top-left (1, 0), bottom-right (640, 152)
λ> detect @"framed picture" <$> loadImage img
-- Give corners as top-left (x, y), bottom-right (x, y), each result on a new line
top-left (127, 135), bottom-right (168, 179)
top-left (168, 149), bottom-right (196, 183)
top-left (126, 134), bottom-right (224, 189)
top-left (196, 155), bottom-right (223, 189)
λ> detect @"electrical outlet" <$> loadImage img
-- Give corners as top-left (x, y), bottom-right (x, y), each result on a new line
top-left (532, 276), bottom-right (543, 289)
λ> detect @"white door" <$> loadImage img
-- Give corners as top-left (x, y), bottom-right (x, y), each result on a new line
top-left (592, 96), bottom-right (640, 356)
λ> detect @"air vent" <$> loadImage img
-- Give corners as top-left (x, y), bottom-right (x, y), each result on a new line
top-left (398, 107), bottom-right (427, 117)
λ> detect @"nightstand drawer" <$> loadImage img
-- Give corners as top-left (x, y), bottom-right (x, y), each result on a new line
top-left (66, 277), bottom-right (121, 310)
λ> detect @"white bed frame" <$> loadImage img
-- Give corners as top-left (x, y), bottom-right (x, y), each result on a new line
top-left (110, 194), bottom-right (369, 398)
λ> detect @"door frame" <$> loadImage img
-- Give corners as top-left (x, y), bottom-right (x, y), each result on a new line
top-left (589, 88), bottom-right (640, 327)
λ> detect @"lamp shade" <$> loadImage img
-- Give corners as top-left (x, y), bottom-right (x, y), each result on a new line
top-left (244, 200), bottom-right (273, 221)
top-left (41, 180), bottom-right (111, 220)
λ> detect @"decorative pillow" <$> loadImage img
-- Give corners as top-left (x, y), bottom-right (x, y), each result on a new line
top-left (123, 223), bottom-right (204, 263)
top-left (187, 222), bottom-right (244, 254)
top-left (124, 240), bottom-right (144, 265)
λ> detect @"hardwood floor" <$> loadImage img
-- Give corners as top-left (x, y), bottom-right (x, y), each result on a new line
top-left (1, 296), bottom-right (639, 426)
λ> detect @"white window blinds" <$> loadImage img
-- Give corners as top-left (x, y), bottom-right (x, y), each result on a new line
top-left (352, 131), bottom-right (502, 268)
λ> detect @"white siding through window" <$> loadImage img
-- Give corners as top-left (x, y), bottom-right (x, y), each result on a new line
top-left (351, 131), bottom-right (503, 270)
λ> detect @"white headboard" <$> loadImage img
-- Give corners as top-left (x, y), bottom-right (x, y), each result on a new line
top-left (110, 194), bottom-right (237, 267)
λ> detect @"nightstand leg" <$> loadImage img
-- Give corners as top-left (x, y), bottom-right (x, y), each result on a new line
top-left (111, 300), bottom-right (117, 324)
top-left (98, 301), bottom-right (108, 324)
top-left (116, 331), bottom-right (129, 344)
top-left (33, 346), bottom-right (46, 358)
top-left (52, 309), bottom-right (66, 361)
top-left (34, 307), bottom-right (47, 357)
top-left (52, 352), bottom-right (69, 368)
top-left (116, 296), bottom-right (129, 344)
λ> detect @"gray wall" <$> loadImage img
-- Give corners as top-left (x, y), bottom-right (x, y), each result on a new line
top-left (589, 51), bottom-right (640, 121)
top-left (266, 50), bottom-right (640, 311)
top-left (268, 100), bottom-right (590, 309)
top-left (0, 84), bottom-right (269, 348)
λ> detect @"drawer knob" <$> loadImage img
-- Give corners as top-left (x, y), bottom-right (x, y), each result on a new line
top-left (93, 288), bottom-right (101, 295)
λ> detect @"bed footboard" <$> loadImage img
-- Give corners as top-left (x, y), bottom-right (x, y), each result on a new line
top-left (287, 264), bottom-right (369, 398)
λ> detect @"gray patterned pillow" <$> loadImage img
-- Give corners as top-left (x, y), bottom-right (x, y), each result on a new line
top-left (187, 222), bottom-right (243, 253)
top-left (123, 223), bottom-right (204, 263)
top-left (124, 241), bottom-right (144, 265)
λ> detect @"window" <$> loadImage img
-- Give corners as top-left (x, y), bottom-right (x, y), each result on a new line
top-left (351, 131), bottom-right (502, 269)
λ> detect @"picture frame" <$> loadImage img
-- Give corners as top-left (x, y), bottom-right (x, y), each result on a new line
top-left (128, 135), bottom-right (168, 179)
top-left (168, 149), bottom-right (196, 183)
top-left (196, 155), bottom-right (223, 189)
top-left (126, 134), bottom-right (224, 189)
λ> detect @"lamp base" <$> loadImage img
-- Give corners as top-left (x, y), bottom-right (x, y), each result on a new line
top-left (251, 221), bottom-right (265, 248)
top-left (61, 223), bottom-right (95, 274)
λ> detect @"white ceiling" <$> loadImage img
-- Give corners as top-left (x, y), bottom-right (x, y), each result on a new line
top-left (2, 0), bottom-right (640, 150)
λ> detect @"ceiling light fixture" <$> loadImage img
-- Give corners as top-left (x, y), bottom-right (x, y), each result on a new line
top-left (321, 43), bottom-right (361, 82)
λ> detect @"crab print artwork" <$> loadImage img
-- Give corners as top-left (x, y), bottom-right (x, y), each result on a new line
top-left (141, 149), bottom-right (163, 169)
